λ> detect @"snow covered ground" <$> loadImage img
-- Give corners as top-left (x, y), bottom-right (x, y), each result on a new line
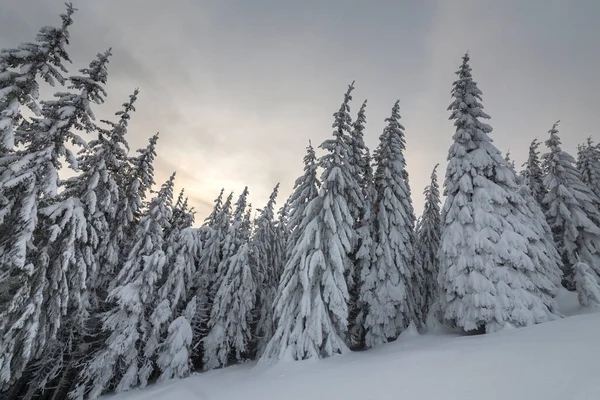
top-left (104, 290), bottom-right (600, 400)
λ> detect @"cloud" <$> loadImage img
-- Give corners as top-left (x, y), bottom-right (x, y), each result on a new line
top-left (2, 0), bottom-right (599, 221)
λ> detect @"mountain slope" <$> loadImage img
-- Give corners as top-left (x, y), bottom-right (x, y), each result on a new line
top-left (104, 290), bottom-right (599, 400)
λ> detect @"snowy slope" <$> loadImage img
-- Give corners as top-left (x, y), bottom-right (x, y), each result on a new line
top-left (104, 291), bottom-right (599, 400)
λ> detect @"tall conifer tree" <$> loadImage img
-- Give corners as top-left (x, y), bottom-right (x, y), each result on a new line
top-left (346, 100), bottom-right (374, 348)
top-left (521, 138), bottom-right (547, 210)
top-left (260, 85), bottom-right (356, 361)
top-left (62, 88), bottom-right (138, 308)
top-left (542, 123), bottom-right (600, 288)
top-left (577, 137), bottom-right (600, 206)
top-left (0, 50), bottom-right (111, 389)
top-left (203, 188), bottom-right (256, 370)
top-left (349, 149), bottom-right (376, 347)
top-left (251, 184), bottom-right (281, 357)
top-left (416, 164), bottom-right (441, 321)
top-left (73, 174), bottom-right (175, 398)
top-left (285, 142), bottom-right (321, 258)
top-left (192, 191), bottom-right (233, 350)
top-left (0, 3), bottom-right (75, 154)
top-left (359, 100), bottom-right (416, 348)
top-left (438, 54), bottom-right (560, 333)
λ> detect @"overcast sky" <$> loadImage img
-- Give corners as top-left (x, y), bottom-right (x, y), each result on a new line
top-left (1, 0), bottom-right (599, 219)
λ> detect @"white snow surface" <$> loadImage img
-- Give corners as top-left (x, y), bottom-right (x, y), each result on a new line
top-left (103, 289), bottom-right (599, 400)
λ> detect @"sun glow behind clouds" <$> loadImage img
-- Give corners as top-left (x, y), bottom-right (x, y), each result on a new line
top-left (1, 0), bottom-right (598, 222)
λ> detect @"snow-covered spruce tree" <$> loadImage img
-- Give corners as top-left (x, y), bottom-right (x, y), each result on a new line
top-left (160, 190), bottom-right (196, 305)
top-left (88, 89), bottom-right (140, 296)
top-left (71, 174), bottom-right (176, 399)
top-left (131, 173), bottom-right (181, 381)
top-left (250, 183), bottom-right (280, 357)
top-left (177, 191), bottom-right (195, 227)
top-left (577, 137), bottom-right (600, 206)
top-left (194, 189), bottom-right (225, 281)
top-left (334, 91), bottom-right (364, 333)
top-left (242, 202), bottom-right (254, 241)
top-left (504, 150), bottom-right (516, 171)
top-left (144, 190), bottom-right (197, 383)
top-left (260, 85), bottom-right (357, 362)
top-left (152, 214), bottom-right (199, 382)
top-left (165, 189), bottom-right (194, 244)
top-left (256, 143), bottom-right (319, 359)
top-left (20, 100), bottom-right (130, 396)
top-left (345, 98), bottom-right (369, 222)
top-left (127, 133), bottom-right (158, 219)
top-left (12, 194), bottom-right (92, 400)
top-left (172, 188), bottom-right (186, 221)
top-left (0, 3), bottom-right (75, 154)
top-left (0, 3), bottom-right (76, 290)
top-left (345, 99), bottom-right (374, 348)
top-left (193, 191), bottom-right (233, 340)
top-left (358, 100), bottom-right (416, 348)
top-left (285, 141), bottom-right (321, 258)
top-left (195, 188), bottom-right (223, 249)
top-left (273, 201), bottom-right (289, 277)
top-left (203, 187), bottom-right (257, 370)
top-left (113, 133), bottom-right (159, 254)
top-left (415, 164), bottom-right (441, 322)
top-left (158, 223), bottom-right (199, 329)
top-left (542, 122), bottom-right (600, 288)
top-left (52, 88), bottom-right (139, 319)
top-left (504, 141), bottom-right (564, 305)
top-left (574, 257), bottom-right (600, 307)
top-left (181, 197), bottom-right (195, 228)
top-left (348, 149), bottom-right (376, 348)
top-left (520, 138), bottom-right (547, 210)
top-left (11, 51), bottom-right (117, 400)
top-left (205, 191), bottom-right (234, 294)
top-left (438, 53), bottom-right (561, 333)
top-left (512, 158), bottom-right (563, 316)
top-left (0, 50), bottom-right (111, 390)
top-left (156, 299), bottom-right (197, 382)
top-left (204, 188), bottom-right (225, 228)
